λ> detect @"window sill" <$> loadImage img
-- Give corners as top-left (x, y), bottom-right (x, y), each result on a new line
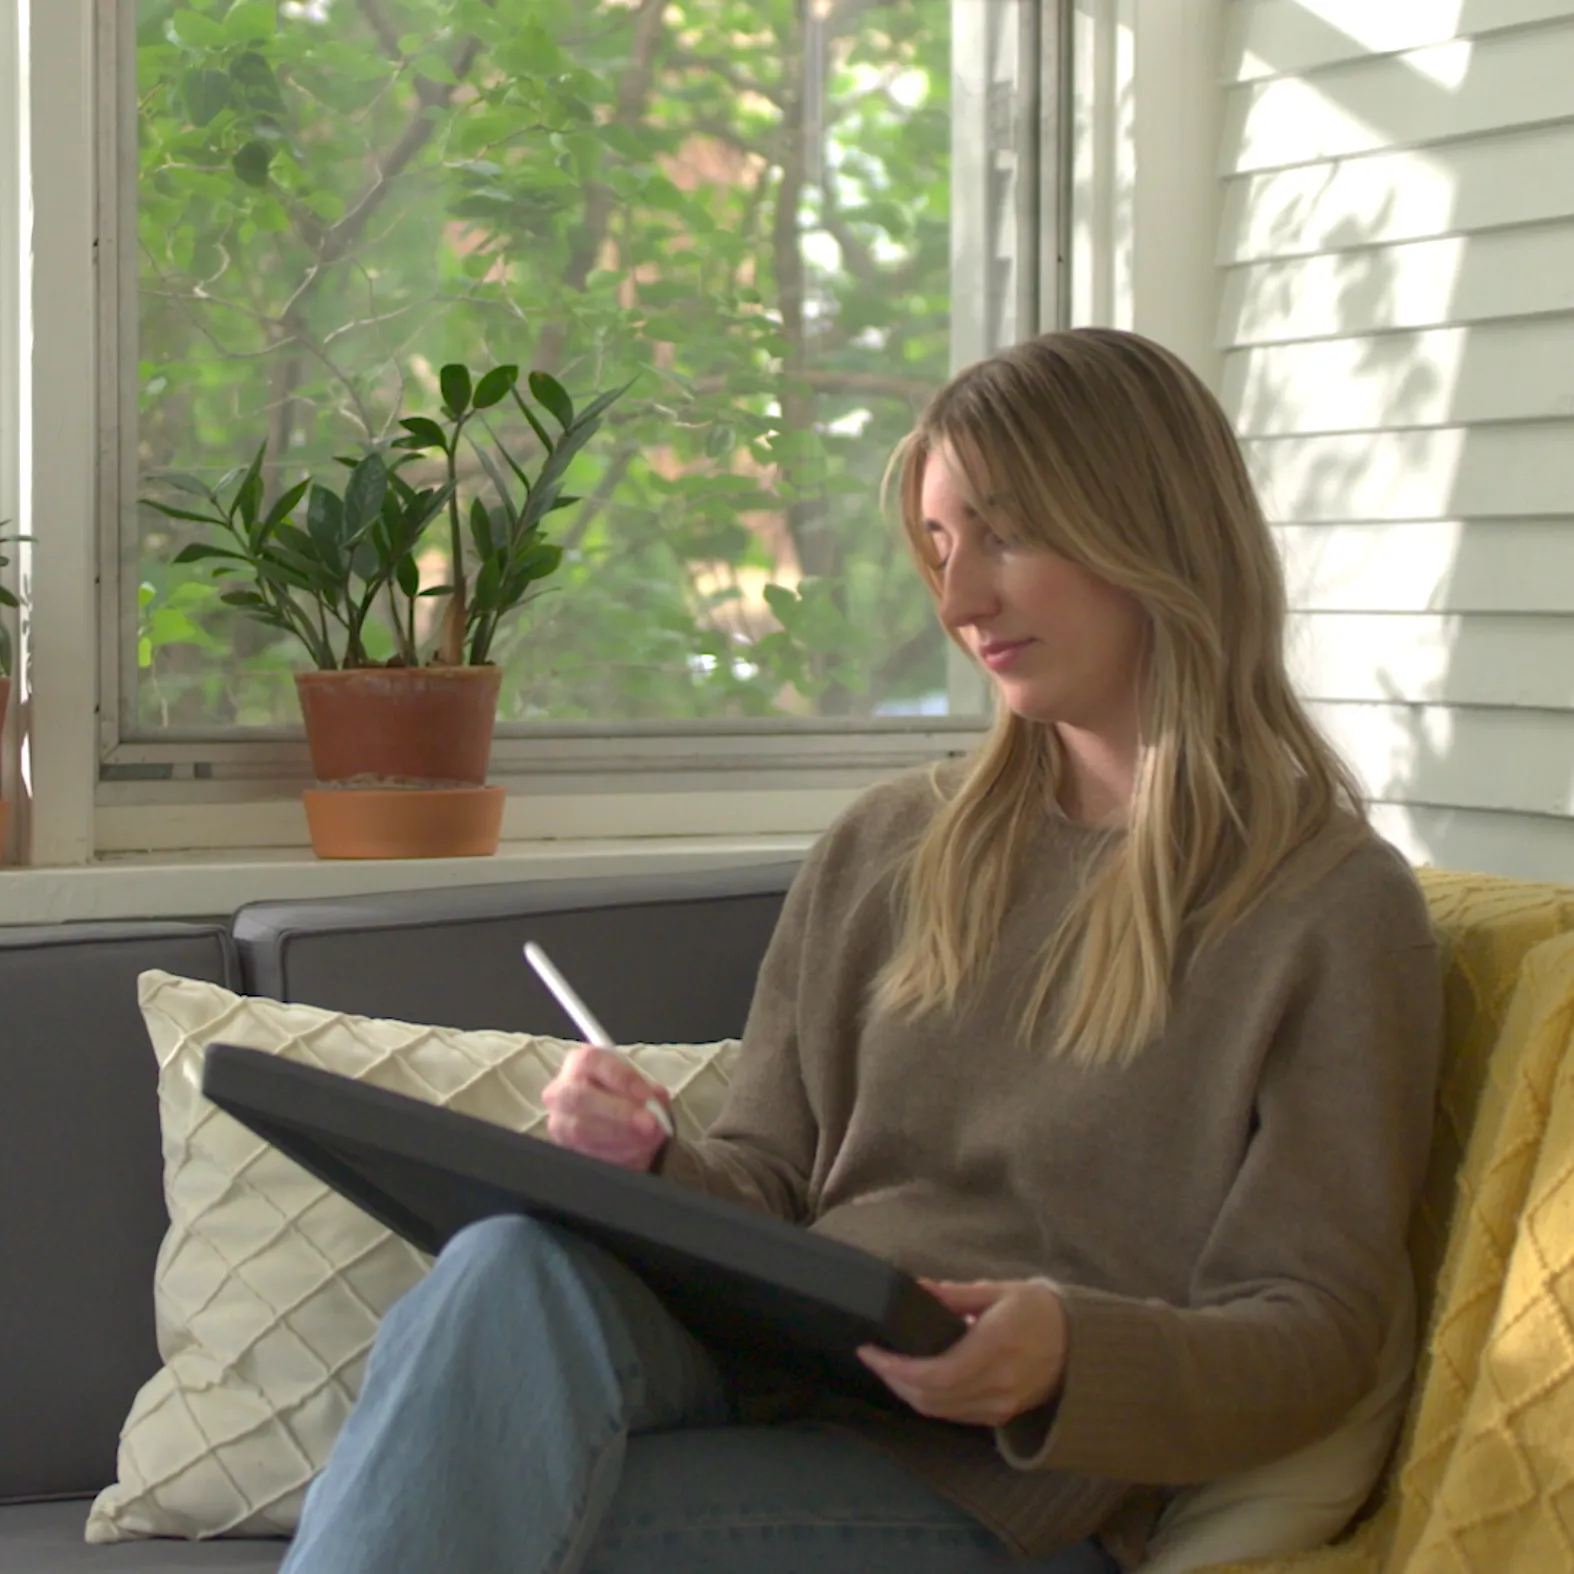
top-left (0, 834), bottom-right (813, 925)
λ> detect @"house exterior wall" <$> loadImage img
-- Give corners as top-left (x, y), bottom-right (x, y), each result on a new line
top-left (1215, 0), bottom-right (1574, 879)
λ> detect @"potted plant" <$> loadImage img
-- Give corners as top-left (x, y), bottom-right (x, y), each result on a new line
top-left (0, 524), bottom-right (26, 864)
top-left (149, 364), bottom-right (630, 858)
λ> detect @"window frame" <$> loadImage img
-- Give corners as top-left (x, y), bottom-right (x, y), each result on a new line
top-left (93, 3), bottom-right (1070, 796)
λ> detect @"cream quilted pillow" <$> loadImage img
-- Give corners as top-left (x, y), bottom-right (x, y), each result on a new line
top-left (86, 970), bottom-right (739, 1545)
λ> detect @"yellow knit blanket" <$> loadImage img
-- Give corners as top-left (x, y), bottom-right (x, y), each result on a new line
top-left (1208, 870), bottom-right (1574, 1574)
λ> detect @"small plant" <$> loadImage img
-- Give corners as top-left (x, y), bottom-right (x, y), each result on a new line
top-left (146, 363), bottom-right (631, 670)
top-left (0, 526), bottom-right (28, 678)
top-left (152, 446), bottom-right (444, 671)
top-left (391, 363), bottom-right (632, 665)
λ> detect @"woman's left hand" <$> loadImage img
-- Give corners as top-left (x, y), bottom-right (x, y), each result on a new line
top-left (857, 1278), bottom-right (1068, 1427)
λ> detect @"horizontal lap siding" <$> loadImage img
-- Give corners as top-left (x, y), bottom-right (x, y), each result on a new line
top-left (1219, 1), bottom-right (1574, 879)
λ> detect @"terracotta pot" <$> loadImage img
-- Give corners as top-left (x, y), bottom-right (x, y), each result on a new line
top-left (294, 666), bottom-right (502, 787)
top-left (303, 785), bottom-right (505, 859)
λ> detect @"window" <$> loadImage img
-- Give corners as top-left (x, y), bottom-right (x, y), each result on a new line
top-left (99, 0), bottom-right (1066, 791)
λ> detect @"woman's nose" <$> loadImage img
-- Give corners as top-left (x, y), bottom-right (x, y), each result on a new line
top-left (936, 544), bottom-right (1000, 628)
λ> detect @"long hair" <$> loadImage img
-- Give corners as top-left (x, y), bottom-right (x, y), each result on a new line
top-left (874, 327), bottom-right (1364, 1066)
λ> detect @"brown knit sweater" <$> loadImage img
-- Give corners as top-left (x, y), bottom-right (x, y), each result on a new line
top-left (657, 765), bottom-right (1444, 1558)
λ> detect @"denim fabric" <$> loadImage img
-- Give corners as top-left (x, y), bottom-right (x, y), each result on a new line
top-left (279, 1215), bottom-right (1118, 1574)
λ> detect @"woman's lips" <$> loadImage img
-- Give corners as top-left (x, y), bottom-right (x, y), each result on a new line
top-left (977, 638), bottom-right (1034, 672)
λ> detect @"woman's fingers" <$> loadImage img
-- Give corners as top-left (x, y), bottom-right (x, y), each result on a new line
top-left (857, 1281), bottom-right (1067, 1426)
top-left (542, 1046), bottom-right (669, 1169)
top-left (921, 1278), bottom-right (1009, 1315)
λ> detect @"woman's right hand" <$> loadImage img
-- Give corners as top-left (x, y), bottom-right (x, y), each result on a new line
top-left (541, 1046), bottom-right (672, 1172)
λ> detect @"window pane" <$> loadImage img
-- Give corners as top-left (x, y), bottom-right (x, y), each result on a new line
top-left (131, 0), bottom-right (1021, 730)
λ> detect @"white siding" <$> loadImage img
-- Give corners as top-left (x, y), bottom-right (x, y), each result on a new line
top-left (1217, 0), bottom-right (1574, 881)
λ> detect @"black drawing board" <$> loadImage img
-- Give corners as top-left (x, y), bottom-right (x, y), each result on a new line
top-left (201, 1043), bottom-right (964, 1405)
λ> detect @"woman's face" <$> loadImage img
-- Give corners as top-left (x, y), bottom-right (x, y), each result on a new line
top-left (919, 447), bottom-right (1147, 737)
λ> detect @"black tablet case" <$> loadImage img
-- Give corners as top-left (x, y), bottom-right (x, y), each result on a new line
top-left (201, 1043), bottom-right (964, 1405)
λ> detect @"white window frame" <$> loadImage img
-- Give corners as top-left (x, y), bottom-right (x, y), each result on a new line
top-left (5, 0), bottom-right (1223, 872)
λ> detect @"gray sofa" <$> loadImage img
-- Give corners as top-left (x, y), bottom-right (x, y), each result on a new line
top-left (0, 862), bottom-right (798, 1573)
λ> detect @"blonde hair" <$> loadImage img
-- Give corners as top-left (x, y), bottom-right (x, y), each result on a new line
top-left (875, 327), bottom-right (1364, 1066)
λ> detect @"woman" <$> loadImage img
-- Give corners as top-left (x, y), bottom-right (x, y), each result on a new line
top-left (279, 328), bottom-right (1442, 1574)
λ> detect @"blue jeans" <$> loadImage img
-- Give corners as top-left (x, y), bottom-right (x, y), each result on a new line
top-left (279, 1215), bottom-right (1118, 1574)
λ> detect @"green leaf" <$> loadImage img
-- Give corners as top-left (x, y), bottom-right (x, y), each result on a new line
top-left (474, 553), bottom-right (503, 610)
top-left (262, 478), bottom-right (311, 536)
top-left (396, 555), bottom-right (421, 599)
top-left (160, 473), bottom-right (215, 498)
top-left (468, 496), bottom-right (496, 560)
top-left (763, 583), bottom-right (799, 622)
top-left (439, 363), bottom-right (472, 418)
top-left (306, 484), bottom-right (345, 570)
top-left (223, 5), bottom-right (278, 46)
top-left (528, 370), bottom-right (574, 430)
top-left (172, 543), bottom-right (246, 565)
top-left (271, 522), bottom-right (319, 559)
top-left (234, 443), bottom-right (267, 531)
top-left (397, 416), bottom-right (448, 450)
top-left (342, 454), bottom-right (388, 536)
top-left (514, 541), bottom-right (562, 581)
top-left (170, 10), bottom-right (225, 49)
top-left (511, 389), bottom-right (555, 456)
top-left (182, 68), bottom-right (232, 128)
top-left (144, 500), bottom-right (228, 527)
top-left (573, 377), bottom-right (636, 428)
top-left (472, 365), bottom-right (518, 410)
top-left (467, 435), bottom-right (522, 519)
top-left (233, 139), bottom-right (274, 188)
top-left (230, 52), bottom-right (285, 115)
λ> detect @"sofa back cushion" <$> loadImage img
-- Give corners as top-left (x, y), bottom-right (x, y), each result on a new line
top-left (0, 922), bottom-right (239, 1503)
top-left (232, 863), bottom-right (798, 1041)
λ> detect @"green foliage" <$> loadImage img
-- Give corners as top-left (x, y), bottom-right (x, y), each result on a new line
top-left (134, 0), bottom-right (955, 727)
top-left (150, 360), bottom-right (630, 670)
top-left (152, 443), bottom-right (393, 670)
top-left (0, 525), bottom-right (28, 679)
top-left (389, 362), bottom-right (633, 665)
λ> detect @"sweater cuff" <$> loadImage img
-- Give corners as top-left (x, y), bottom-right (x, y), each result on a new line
top-left (651, 1135), bottom-right (707, 1189)
top-left (995, 1284), bottom-right (1170, 1477)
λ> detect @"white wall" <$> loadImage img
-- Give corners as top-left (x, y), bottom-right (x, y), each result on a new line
top-left (1217, 0), bottom-right (1574, 881)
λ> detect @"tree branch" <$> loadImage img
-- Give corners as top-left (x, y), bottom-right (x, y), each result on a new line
top-left (538, 0), bottom-right (668, 373)
top-left (354, 0), bottom-right (403, 63)
top-left (279, 10), bottom-right (494, 325)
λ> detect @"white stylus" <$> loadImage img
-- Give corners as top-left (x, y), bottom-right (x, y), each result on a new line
top-left (523, 942), bottom-right (675, 1139)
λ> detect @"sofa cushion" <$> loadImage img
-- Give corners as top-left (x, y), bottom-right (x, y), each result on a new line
top-left (231, 862), bottom-right (798, 1040)
top-left (87, 971), bottom-right (741, 1545)
top-left (0, 924), bottom-right (239, 1506)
